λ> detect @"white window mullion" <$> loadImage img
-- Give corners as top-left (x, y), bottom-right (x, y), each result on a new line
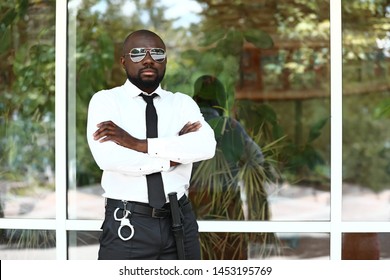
top-left (55, 0), bottom-right (69, 260)
top-left (330, 0), bottom-right (343, 260)
top-left (57, 0), bottom-right (345, 261)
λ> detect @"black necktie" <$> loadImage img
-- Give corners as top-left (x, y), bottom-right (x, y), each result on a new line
top-left (141, 93), bottom-right (166, 209)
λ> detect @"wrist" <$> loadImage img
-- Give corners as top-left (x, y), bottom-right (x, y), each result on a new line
top-left (138, 139), bottom-right (148, 153)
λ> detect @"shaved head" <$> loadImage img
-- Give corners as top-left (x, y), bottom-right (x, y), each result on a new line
top-left (122, 30), bottom-right (165, 56)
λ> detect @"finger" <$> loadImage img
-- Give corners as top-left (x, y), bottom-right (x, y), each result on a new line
top-left (186, 122), bottom-right (201, 132)
top-left (98, 135), bottom-right (109, 143)
top-left (192, 122), bottom-right (202, 130)
top-left (95, 121), bottom-right (119, 132)
top-left (99, 136), bottom-right (119, 144)
top-left (97, 120), bottom-right (115, 127)
top-left (93, 127), bottom-right (108, 139)
top-left (180, 122), bottom-right (202, 135)
top-left (179, 122), bottom-right (190, 135)
top-left (181, 126), bottom-right (193, 134)
top-left (94, 127), bottom-right (116, 140)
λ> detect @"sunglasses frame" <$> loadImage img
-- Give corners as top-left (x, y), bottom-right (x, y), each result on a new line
top-left (125, 48), bottom-right (166, 63)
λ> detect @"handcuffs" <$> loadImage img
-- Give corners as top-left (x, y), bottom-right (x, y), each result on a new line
top-left (114, 201), bottom-right (135, 241)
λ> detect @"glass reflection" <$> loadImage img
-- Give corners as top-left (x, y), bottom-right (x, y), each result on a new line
top-left (68, 231), bottom-right (100, 260)
top-left (0, 229), bottom-right (56, 259)
top-left (342, 1), bottom-right (390, 221)
top-left (265, 233), bottom-right (330, 260)
top-left (189, 1), bottom-right (330, 223)
top-left (69, 1), bottom-right (330, 223)
top-left (0, 1), bottom-right (56, 219)
top-left (267, 183), bottom-right (330, 221)
top-left (342, 233), bottom-right (390, 260)
top-left (198, 232), bottom-right (329, 260)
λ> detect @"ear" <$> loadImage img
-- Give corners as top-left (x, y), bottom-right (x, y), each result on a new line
top-left (120, 56), bottom-right (126, 69)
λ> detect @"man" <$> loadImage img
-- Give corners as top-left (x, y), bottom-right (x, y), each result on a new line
top-left (86, 29), bottom-right (216, 260)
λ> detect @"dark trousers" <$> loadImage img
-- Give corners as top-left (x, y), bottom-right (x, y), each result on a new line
top-left (98, 196), bottom-right (201, 260)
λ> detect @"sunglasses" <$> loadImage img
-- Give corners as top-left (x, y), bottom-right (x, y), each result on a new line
top-left (125, 48), bottom-right (166, 63)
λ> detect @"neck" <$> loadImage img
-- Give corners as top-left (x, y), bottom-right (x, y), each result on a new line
top-left (142, 87), bottom-right (158, 94)
top-left (127, 78), bottom-right (160, 94)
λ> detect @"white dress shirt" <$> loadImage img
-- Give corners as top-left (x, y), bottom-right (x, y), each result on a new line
top-left (87, 80), bottom-right (216, 203)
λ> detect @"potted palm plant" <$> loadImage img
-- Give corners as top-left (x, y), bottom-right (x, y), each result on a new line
top-left (189, 74), bottom-right (282, 259)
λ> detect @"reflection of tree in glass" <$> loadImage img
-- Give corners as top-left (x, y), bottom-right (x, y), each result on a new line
top-left (190, 75), bottom-right (280, 259)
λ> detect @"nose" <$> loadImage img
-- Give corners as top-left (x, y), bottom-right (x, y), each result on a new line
top-left (142, 50), bottom-right (154, 64)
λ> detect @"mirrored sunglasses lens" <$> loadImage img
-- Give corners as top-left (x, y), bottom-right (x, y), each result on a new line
top-left (150, 49), bottom-right (166, 62)
top-left (151, 54), bottom-right (165, 62)
top-left (130, 49), bottom-right (146, 62)
top-left (129, 48), bottom-right (165, 62)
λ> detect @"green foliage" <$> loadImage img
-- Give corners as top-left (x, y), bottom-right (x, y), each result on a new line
top-left (343, 94), bottom-right (390, 192)
top-left (165, 27), bottom-right (273, 116)
top-left (374, 99), bottom-right (390, 119)
top-left (191, 139), bottom-right (281, 259)
top-left (236, 101), bottom-right (284, 140)
top-left (341, 0), bottom-right (390, 192)
top-left (0, 0), bottom-right (56, 185)
top-left (276, 0), bottom-right (330, 39)
top-left (283, 116), bottom-right (329, 175)
top-left (236, 100), bottom-right (330, 185)
top-left (243, 29), bottom-right (274, 49)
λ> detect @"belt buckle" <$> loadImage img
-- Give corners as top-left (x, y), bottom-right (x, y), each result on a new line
top-left (151, 208), bottom-right (168, 218)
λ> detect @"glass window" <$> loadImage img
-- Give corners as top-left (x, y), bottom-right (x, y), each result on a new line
top-left (187, 1), bottom-right (330, 223)
top-left (0, 229), bottom-right (56, 259)
top-left (0, 1), bottom-right (56, 219)
top-left (198, 232), bottom-right (329, 260)
top-left (0, 0), bottom-right (379, 261)
top-left (342, 233), bottom-right (390, 260)
top-left (69, 1), bottom-right (331, 223)
top-left (67, 0), bottom-right (331, 260)
top-left (342, 0), bottom-right (390, 221)
top-left (68, 231), bottom-right (100, 260)
top-left (265, 233), bottom-right (330, 260)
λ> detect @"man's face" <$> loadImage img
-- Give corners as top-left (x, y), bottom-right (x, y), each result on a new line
top-left (121, 33), bottom-right (167, 93)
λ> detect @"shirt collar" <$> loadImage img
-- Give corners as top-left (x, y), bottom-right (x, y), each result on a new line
top-left (123, 79), bottom-right (166, 98)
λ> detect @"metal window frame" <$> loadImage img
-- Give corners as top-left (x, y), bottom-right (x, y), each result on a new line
top-left (1, 0), bottom-right (389, 260)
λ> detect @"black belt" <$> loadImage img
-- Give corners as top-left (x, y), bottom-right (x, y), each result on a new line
top-left (106, 195), bottom-right (189, 219)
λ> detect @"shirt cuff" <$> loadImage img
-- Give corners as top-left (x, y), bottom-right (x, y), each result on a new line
top-left (148, 138), bottom-right (172, 170)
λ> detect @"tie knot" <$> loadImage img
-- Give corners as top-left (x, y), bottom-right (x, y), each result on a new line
top-left (141, 93), bottom-right (158, 104)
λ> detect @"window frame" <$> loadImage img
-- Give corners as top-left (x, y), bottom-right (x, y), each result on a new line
top-left (1, 0), bottom-right (389, 260)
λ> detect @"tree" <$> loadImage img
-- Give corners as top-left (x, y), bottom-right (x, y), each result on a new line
top-left (0, 0), bottom-right (56, 184)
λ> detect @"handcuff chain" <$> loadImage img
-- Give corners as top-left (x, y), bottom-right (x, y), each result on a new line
top-left (122, 200), bottom-right (128, 217)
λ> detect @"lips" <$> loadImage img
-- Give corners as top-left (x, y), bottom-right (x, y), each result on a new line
top-left (140, 68), bottom-right (157, 76)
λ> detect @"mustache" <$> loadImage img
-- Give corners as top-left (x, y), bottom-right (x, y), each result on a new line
top-left (139, 65), bottom-right (157, 73)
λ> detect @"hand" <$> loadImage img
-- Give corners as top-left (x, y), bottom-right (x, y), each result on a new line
top-left (170, 161), bottom-right (180, 167)
top-left (93, 121), bottom-right (147, 152)
top-left (179, 121), bottom-right (202, 136)
top-left (171, 121), bottom-right (202, 167)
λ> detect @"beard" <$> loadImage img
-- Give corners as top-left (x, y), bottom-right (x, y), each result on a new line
top-left (126, 66), bottom-right (165, 91)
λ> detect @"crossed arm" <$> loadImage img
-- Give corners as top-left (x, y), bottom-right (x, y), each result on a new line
top-left (93, 120), bottom-right (202, 167)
